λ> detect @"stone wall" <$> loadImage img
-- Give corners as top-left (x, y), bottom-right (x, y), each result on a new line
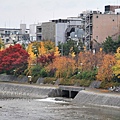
top-left (72, 90), bottom-right (120, 108)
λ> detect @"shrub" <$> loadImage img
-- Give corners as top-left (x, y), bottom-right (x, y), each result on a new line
top-left (43, 77), bottom-right (57, 84)
top-left (71, 70), bottom-right (97, 80)
top-left (40, 68), bottom-right (48, 77)
top-left (99, 80), bottom-right (120, 89)
top-left (59, 78), bottom-right (92, 87)
top-left (59, 78), bottom-right (74, 85)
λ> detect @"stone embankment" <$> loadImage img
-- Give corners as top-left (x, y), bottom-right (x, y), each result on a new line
top-left (0, 82), bottom-right (58, 99)
top-left (72, 90), bottom-right (120, 108)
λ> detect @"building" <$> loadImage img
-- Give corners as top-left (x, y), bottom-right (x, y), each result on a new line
top-left (0, 24), bottom-right (30, 46)
top-left (40, 18), bottom-right (83, 46)
top-left (80, 5), bottom-right (120, 50)
top-left (36, 23), bottom-right (42, 41)
top-left (65, 17), bottom-right (84, 40)
top-left (29, 24), bottom-right (37, 41)
top-left (105, 5), bottom-right (120, 13)
top-left (41, 19), bottom-right (68, 46)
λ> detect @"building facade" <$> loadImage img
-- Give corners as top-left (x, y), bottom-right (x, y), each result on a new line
top-left (40, 18), bottom-right (83, 46)
top-left (0, 24), bottom-right (30, 46)
top-left (80, 6), bottom-right (120, 50)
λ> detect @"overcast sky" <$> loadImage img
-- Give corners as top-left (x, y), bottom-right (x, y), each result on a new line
top-left (0, 0), bottom-right (120, 28)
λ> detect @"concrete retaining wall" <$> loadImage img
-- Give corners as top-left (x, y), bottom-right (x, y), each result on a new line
top-left (72, 90), bottom-right (120, 108)
top-left (0, 82), bottom-right (57, 99)
top-left (0, 74), bottom-right (28, 83)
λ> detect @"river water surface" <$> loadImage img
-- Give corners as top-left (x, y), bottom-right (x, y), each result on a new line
top-left (0, 98), bottom-right (120, 120)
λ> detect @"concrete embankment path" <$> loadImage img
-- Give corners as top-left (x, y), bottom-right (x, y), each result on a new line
top-left (72, 89), bottom-right (120, 108)
top-left (0, 82), bottom-right (58, 99)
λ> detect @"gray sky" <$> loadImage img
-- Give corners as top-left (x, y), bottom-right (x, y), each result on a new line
top-left (0, 0), bottom-right (120, 28)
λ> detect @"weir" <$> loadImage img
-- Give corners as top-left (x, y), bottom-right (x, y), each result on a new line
top-left (0, 82), bottom-right (57, 99)
top-left (72, 90), bottom-right (120, 108)
top-left (59, 86), bottom-right (85, 98)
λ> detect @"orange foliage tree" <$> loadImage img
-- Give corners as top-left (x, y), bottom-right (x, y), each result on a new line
top-left (77, 51), bottom-right (97, 71)
top-left (46, 56), bottom-right (76, 78)
top-left (77, 51), bottom-right (106, 72)
top-left (96, 54), bottom-right (116, 81)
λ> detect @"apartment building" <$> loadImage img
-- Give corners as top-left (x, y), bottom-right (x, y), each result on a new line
top-left (0, 24), bottom-right (30, 45)
top-left (80, 5), bottom-right (120, 50)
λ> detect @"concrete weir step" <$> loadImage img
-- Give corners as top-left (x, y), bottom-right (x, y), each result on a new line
top-left (72, 90), bottom-right (120, 108)
top-left (0, 82), bottom-right (57, 99)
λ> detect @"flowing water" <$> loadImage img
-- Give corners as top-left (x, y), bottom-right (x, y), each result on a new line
top-left (0, 98), bottom-right (120, 120)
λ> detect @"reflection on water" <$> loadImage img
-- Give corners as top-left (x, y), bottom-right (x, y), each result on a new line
top-left (0, 98), bottom-right (120, 120)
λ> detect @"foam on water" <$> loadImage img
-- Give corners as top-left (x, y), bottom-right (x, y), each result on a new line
top-left (35, 97), bottom-right (68, 103)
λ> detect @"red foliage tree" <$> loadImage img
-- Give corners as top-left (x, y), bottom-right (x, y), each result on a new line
top-left (37, 52), bottom-right (55, 66)
top-left (0, 44), bottom-right (29, 75)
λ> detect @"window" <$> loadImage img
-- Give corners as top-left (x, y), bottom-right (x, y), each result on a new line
top-left (6, 39), bottom-right (9, 42)
top-left (96, 36), bottom-right (98, 39)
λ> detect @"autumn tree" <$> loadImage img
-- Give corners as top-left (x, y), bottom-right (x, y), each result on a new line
top-left (54, 47), bottom-right (60, 57)
top-left (96, 54), bottom-right (116, 81)
top-left (113, 47), bottom-right (120, 78)
top-left (46, 56), bottom-right (76, 78)
top-left (78, 51), bottom-right (97, 71)
top-left (37, 52), bottom-right (56, 67)
top-left (0, 44), bottom-right (29, 75)
top-left (44, 40), bottom-right (55, 53)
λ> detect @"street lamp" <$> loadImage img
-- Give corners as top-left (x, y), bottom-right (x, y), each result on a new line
top-left (28, 75), bottom-right (32, 84)
top-left (80, 62), bottom-right (83, 72)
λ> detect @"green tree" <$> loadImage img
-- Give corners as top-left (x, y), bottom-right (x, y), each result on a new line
top-left (102, 36), bottom-right (120, 54)
top-left (102, 36), bottom-right (116, 53)
top-left (58, 39), bottom-right (83, 56)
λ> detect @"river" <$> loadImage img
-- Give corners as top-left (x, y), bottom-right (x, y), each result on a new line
top-left (0, 98), bottom-right (120, 120)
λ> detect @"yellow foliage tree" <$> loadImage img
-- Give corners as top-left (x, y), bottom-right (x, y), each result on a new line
top-left (0, 38), bottom-right (5, 51)
top-left (96, 54), bottom-right (116, 81)
top-left (113, 47), bottom-right (120, 78)
top-left (39, 42), bottom-right (47, 55)
top-left (44, 40), bottom-right (55, 53)
top-left (54, 47), bottom-right (60, 57)
top-left (26, 43), bottom-right (36, 75)
top-left (69, 47), bottom-right (75, 58)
